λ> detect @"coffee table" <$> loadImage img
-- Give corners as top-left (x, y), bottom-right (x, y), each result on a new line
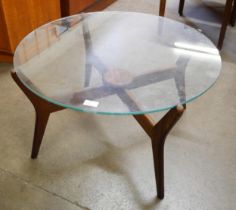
top-left (12, 12), bottom-right (221, 199)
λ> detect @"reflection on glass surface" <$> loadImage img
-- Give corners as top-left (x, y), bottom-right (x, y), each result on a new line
top-left (13, 12), bottom-right (221, 115)
top-left (174, 42), bottom-right (219, 55)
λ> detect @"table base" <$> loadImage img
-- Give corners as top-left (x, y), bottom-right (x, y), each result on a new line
top-left (12, 71), bottom-right (185, 199)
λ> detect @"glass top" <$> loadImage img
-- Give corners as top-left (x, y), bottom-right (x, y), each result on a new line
top-left (13, 12), bottom-right (221, 115)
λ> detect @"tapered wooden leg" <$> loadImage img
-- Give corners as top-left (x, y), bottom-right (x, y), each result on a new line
top-left (134, 105), bottom-right (185, 199)
top-left (159, 0), bottom-right (166, 16)
top-left (218, 0), bottom-right (233, 49)
top-left (11, 71), bottom-right (64, 159)
top-left (31, 107), bottom-right (50, 158)
top-left (152, 106), bottom-right (185, 198)
top-left (151, 135), bottom-right (166, 199)
top-left (230, 0), bottom-right (236, 26)
top-left (179, 0), bottom-right (185, 16)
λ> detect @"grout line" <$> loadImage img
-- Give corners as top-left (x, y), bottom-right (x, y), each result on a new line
top-left (0, 167), bottom-right (91, 210)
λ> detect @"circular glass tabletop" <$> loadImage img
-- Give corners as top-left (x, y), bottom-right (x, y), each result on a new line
top-left (13, 12), bottom-right (221, 115)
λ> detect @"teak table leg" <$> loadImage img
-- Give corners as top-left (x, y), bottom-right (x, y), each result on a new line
top-left (159, 0), bottom-right (166, 16)
top-left (32, 108), bottom-right (50, 158)
top-left (133, 105), bottom-right (185, 199)
top-left (179, 0), bottom-right (185, 16)
top-left (11, 72), bottom-right (64, 159)
top-left (230, 0), bottom-right (236, 26)
top-left (218, 0), bottom-right (234, 49)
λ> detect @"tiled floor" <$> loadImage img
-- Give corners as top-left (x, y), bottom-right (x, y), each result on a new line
top-left (0, 0), bottom-right (236, 209)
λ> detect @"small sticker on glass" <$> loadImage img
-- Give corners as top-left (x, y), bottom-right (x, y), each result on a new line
top-left (83, 99), bottom-right (99, 108)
